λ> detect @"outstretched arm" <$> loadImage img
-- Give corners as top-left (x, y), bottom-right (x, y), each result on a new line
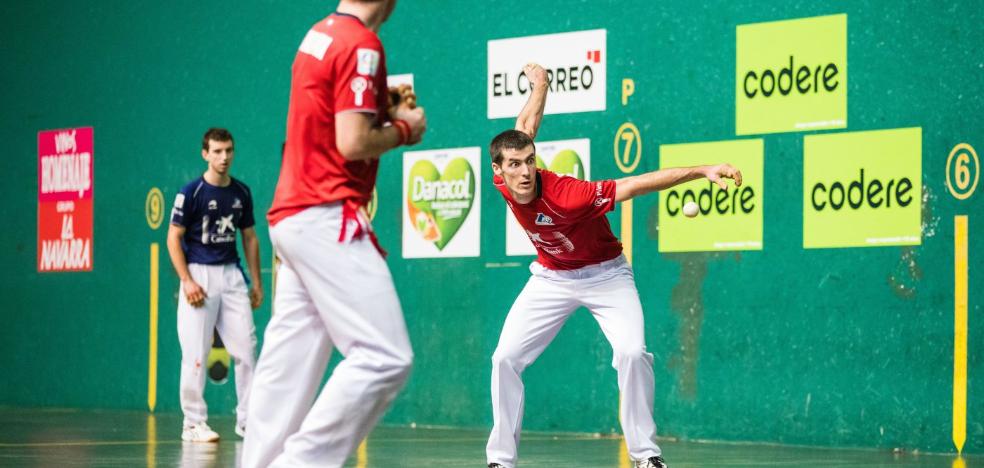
top-left (514, 63), bottom-right (548, 138)
top-left (614, 164), bottom-right (743, 202)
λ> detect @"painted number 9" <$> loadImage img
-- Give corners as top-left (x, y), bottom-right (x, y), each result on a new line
top-left (146, 187), bottom-right (164, 229)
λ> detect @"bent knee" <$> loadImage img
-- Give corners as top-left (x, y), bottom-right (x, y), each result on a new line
top-left (386, 350), bottom-right (414, 379)
top-left (396, 352), bottom-right (414, 373)
top-left (491, 346), bottom-right (528, 372)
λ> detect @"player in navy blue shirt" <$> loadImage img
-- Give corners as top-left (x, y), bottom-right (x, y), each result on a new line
top-left (172, 176), bottom-right (255, 265)
top-left (166, 128), bottom-right (262, 442)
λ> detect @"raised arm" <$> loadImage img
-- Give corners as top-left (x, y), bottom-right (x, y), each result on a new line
top-left (514, 63), bottom-right (548, 139)
top-left (614, 164), bottom-right (743, 202)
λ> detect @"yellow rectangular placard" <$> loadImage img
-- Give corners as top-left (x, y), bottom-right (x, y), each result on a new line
top-left (658, 139), bottom-right (763, 252)
top-left (803, 128), bottom-right (921, 248)
top-left (736, 14), bottom-right (847, 135)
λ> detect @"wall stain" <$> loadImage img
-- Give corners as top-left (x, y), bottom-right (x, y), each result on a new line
top-left (887, 185), bottom-right (934, 299)
top-left (665, 253), bottom-right (708, 400)
top-left (648, 201), bottom-right (730, 400)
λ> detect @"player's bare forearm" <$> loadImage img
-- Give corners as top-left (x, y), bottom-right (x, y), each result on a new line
top-left (335, 112), bottom-right (403, 161)
top-left (168, 223), bottom-right (207, 307)
top-left (166, 224), bottom-right (193, 281)
top-left (515, 63), bottom-right (548, 138)
top-left (614, 164), bottom-right (743, 202)
top-left (515, 82), bottom-right (547, 139)
top-left (241, 228), bottom-right (262, 290)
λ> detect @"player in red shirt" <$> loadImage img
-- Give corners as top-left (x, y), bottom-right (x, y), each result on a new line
top-left (243, 1), bottom-right (426, 467)
top-left (485, 64), bottom-right (741, 468)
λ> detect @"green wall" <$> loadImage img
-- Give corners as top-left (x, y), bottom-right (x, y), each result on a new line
top-left (1, 0), bottom-right (981, 455)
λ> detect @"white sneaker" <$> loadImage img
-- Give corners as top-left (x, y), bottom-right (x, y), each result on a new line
top-left (182, 423), bottom-right (220, 442)
top-left (235, 423), bottom-right (246, 438)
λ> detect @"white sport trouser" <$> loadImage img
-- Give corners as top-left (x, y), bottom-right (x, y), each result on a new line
top-left (177, 262), bottom-right (257, 428)
top-left (242, 203), bottom-right (413, 468)
top-left (487, 255), bottom-right (661, 467)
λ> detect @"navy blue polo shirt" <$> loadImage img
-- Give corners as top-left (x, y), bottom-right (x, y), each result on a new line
top-left (170, 177), bottom-right (255, 265)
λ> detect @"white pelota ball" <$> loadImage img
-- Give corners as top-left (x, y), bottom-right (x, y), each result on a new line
top-left (683, 201), bottom-right (699, 218)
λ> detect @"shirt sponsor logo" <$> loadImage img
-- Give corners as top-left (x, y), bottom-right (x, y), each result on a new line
top-left (208, 200), bottom-right (217, 210)
top-left (232, 198), bottom-right (242, 209)
top-left (534, 213), bottom-right (554, 225)
top-left (216, 214), bottom-right (235, 234)
top-left (592, 182), bottom-right (610, 206)
top-left (526, 230), bottom-right (574, 254)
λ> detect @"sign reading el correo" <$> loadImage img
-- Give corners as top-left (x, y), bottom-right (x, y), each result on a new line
top-left (487, 29), bottom-right (606, 119)
top-left (38, 127), bottom-right (94, 272)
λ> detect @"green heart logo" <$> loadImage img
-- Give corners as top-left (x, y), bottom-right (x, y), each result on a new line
top-left (407, 157), bottom-right (475, 250)
top-left (548, 149), bottom-right (585, 179)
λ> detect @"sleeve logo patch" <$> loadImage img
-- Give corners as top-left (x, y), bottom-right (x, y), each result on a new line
top-left (350, 76), bottom-right (369, 106)
top-left (174, 193), bottom-right (185, 208)
top-left (357, 48), bottom-right (380, 76)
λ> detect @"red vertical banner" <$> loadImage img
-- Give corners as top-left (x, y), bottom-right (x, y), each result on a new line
top-left (37, 127), bottom-right (94, 272)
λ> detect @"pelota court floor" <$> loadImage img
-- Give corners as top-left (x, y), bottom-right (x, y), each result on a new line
top-left (0, 407), bottom-right (975, 467)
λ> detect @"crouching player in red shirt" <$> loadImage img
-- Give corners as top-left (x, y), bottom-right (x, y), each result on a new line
top-left (485, 63), bottom-right (742, 468)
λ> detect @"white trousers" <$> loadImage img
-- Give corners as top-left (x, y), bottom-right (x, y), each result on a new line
top-left (242, 203), bottom-right (413, 468)
top-left (487, 256), bottom-right (661, 467)
top-left (177, 262), bottom-right (257, 428)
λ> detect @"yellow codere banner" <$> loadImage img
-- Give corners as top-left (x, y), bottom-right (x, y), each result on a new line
top-left (803, 127), bottom-right (922, 248)
top-left (658, 139), bottom-right (763, 252)
top-left (736, 14), bottom-right (847, 135)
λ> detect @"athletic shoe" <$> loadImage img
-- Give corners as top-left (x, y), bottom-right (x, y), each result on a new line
top-left (488, 464), bottom-right (505, 468)
top-left (635, 455), bottom-right (668, 468)
top-left (235, 423), bottom-right (246, 438)
top-left (181, 423), bottom-right (220, 442)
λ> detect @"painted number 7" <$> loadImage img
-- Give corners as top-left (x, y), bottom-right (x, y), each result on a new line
top-left (613, 122), bottom-right (642, 174)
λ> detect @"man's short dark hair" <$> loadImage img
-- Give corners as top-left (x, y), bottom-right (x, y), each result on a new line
top-left (489, 129), bottom-right (535, 165)
top-left (202, 127), bottom-right (234, 151)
